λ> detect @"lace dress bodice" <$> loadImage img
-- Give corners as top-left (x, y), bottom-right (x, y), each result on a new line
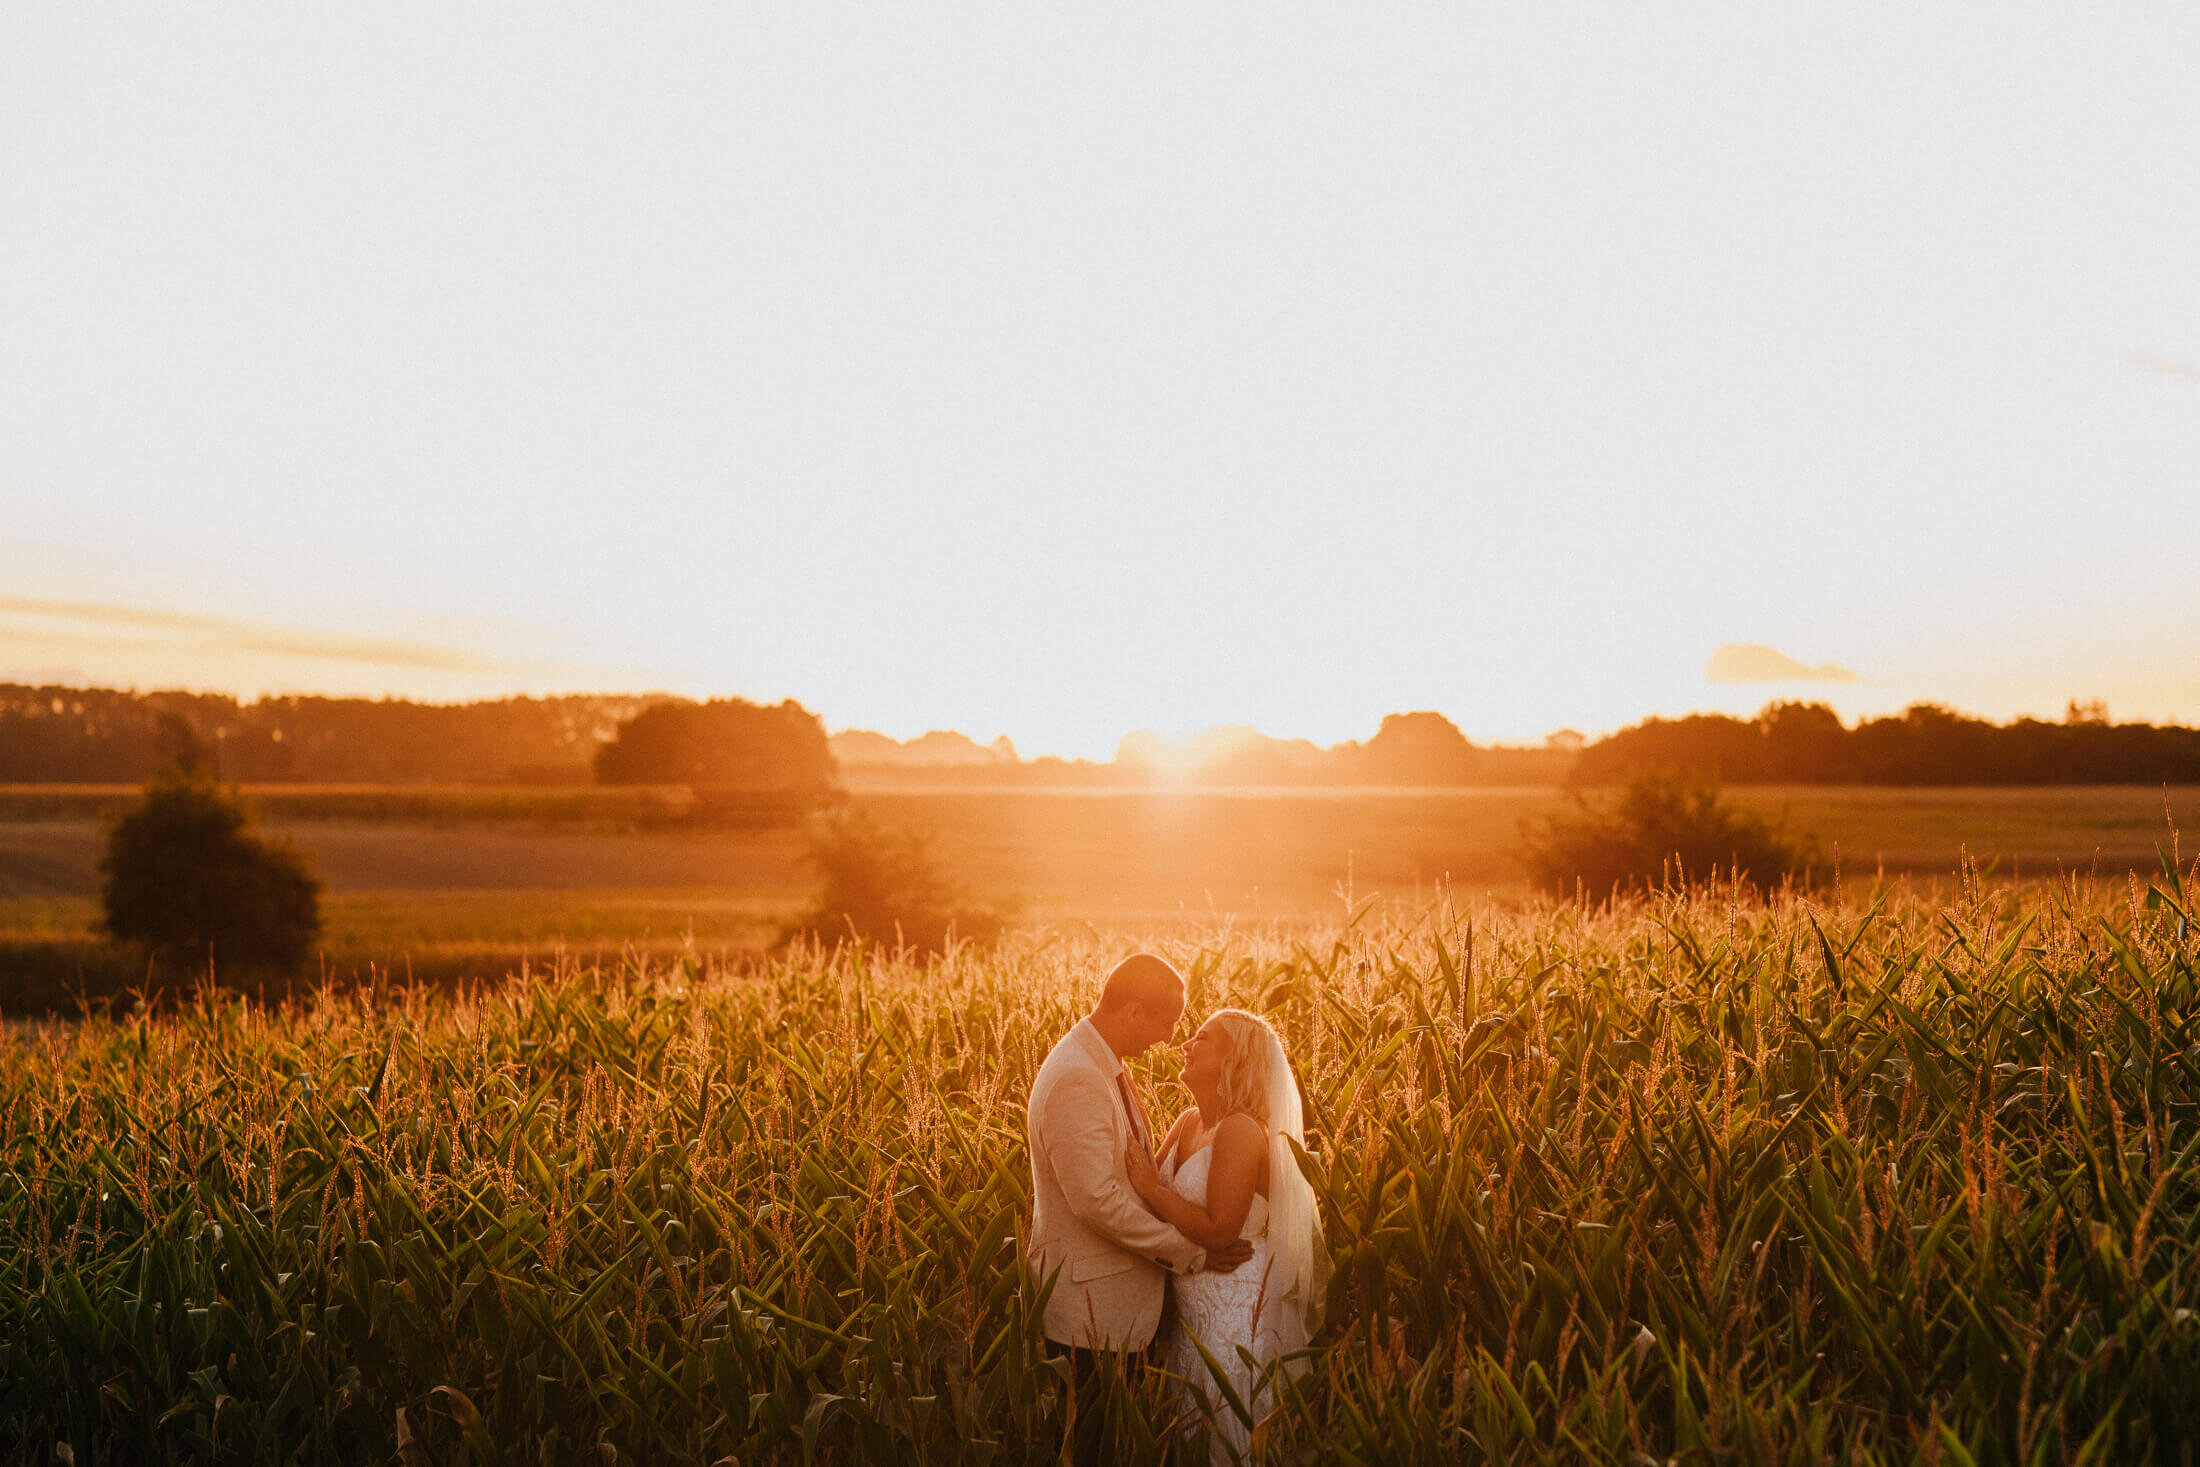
top-left (1161, 1144), bottom-right (1291, 1464)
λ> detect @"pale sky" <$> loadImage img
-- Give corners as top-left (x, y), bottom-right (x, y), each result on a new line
top-left (4, 8), bottom-right (2197, 760)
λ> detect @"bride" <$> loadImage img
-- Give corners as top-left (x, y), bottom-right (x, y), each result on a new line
top-left (1124, 1009), bottom-right (1325, 1463)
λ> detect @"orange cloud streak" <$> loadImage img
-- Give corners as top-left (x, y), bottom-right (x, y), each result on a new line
top-left (0, 594), bottom-right (505, 674)
top-left (1705, 643), bottom-right (1861, 684)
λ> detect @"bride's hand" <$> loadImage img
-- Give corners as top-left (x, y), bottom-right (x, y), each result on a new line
top-left (1123, 1139), bottom-right (1161, 1200)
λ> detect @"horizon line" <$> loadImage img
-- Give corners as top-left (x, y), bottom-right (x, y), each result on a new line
top-left (3, 677), bottom-right (2181, 760)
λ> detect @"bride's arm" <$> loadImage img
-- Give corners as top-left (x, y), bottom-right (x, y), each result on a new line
top-left (1124, 1114), bottom-right (1266, 1249)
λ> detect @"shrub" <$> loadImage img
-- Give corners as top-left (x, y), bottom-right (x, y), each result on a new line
top-left (1522, 768), bottom-right (1814, 896)
top-left (100, 769), bottom-right (323, 977)
top-left (783, 812), bottom-right (1004, 956)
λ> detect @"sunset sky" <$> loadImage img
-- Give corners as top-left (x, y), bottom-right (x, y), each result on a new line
top-left (4, 9), bottom-right (2197, 760)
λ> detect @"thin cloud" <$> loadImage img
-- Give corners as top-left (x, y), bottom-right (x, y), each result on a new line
top-left (0, 594), bottom-right (507, 674)
top-left (2121, 348), bottom-right (2200, 385)
top-left (1706, 643), bottom-right (1861, 684)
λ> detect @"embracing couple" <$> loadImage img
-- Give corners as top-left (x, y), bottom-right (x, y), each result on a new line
top-left (1026, 953), bottom-right (1324, 1464)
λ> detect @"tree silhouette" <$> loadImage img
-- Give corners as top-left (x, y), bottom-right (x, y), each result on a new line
top-left (1575, 701), bottom-right (2200, 786)
top-left (594, 697), bottom-right (837, 791)
top-left (1358, 711), bottom-right (1479, 784)
top-left (100, 767), bottom-right (322, 976)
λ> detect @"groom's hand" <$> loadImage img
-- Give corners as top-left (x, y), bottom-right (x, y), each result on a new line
top-left (1203, 1237), bottom-right (1255, 1274)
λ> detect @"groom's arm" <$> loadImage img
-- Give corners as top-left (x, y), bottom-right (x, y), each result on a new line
top-left (1041, 1070), bottom-right (1207, 1275)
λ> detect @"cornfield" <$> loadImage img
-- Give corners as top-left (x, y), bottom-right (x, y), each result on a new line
top-left (6, 865), bottom-right (2200, 1464)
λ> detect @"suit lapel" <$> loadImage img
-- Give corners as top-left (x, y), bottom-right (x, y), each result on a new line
top-left (1070, 1018), bottom-right (1134, 1141)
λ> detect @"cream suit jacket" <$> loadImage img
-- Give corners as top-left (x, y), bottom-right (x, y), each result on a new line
top-left (1026, 1018), bottom-right (1206, 1350)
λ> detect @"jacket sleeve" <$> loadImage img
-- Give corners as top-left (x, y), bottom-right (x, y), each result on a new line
top-left (1040, 1068), bottom-right (1206, 1274)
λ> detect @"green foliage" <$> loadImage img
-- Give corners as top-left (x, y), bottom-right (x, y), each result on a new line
top-left (7, 880), bottom-right (2200, 1462)
top-left (595, 697), bottom-right (837, 792)
top-left (784, 811), bottom-right (1004, 955)
top-left (99, 771), bottom-right (323, 977)
top-left (0, 683), bottom-right (660, 784)
top-left (1578, 697), bottom-right (2200, 785)
top-left (1522, 767), bottom-right (1814, 895)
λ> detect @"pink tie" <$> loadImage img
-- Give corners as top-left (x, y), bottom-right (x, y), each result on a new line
top-left (1115, 1069), bottom-right (1151, 1153)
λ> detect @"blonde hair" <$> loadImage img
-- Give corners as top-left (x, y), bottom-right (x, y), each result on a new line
top-left (1204, 1009), bottom-right (1280, 1126)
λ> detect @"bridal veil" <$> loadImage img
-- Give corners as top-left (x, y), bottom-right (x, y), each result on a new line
top-left (1255, 1019), bottom-right (1328, 1337)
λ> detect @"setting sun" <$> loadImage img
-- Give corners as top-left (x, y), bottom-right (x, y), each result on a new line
top-left (6, 11), bottom-right (2199, 757)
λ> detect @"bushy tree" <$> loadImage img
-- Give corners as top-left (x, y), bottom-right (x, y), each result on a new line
top-left (100, 769), bottom-right (323, 976)
top-left (1521, 769), bottom-right (1814, 897)
top-left (783, 812), bottom-right (1003, 956)
top-left (1358, 710), bottom-right (1480, 785)
top-left (595, 697), bottom-right (837, 791)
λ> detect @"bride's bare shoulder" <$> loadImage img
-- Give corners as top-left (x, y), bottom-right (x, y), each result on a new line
top-left (1211, 1111), bottom-right (1266, 1156)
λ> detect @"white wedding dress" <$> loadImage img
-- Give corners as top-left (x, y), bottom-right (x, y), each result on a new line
top-left (1161, 1144), bottom-right (1306, 1464)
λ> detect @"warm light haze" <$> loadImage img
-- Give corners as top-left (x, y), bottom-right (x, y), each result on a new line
top-left (5, 9), bottom-right (2197, 760)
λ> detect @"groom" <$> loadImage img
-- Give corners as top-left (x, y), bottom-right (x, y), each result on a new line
top-left (1027, 953), bottom-right (1252, 1365)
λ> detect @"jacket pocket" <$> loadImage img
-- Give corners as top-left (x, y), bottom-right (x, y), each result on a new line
top-left (1070, 1252), bottom-right (1136, 1284)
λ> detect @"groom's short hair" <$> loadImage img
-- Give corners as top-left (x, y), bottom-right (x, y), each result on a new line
top-left (1097, 953), bottom-right (1184, 1013)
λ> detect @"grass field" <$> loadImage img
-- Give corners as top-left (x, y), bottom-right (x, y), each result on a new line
top-left (5, 873), bottom-right (2200, 1462)
top-left (1, 785), bottom-right (2189, 1013)
top-left (2, 783), bottom-right (2192, 913)
top-left (0, 889), bottom-right (785, 966)
top-left (0, 785), bottom-right (760, 827)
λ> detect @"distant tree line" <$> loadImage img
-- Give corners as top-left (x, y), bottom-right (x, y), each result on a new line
top-left (1575, 701), bottom-right (2200, 786)
top-left (8, 684), bottom-right (2199, 789)
top-left (839, 711), bottom-right (1576, 788)
top-left (830, 729), bottom-right (1018, 768)
top-left (0, 685), bottom-right (703, 785)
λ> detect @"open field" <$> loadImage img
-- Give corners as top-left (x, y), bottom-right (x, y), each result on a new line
top-left (0, 785), bottom-right (772, 827)
top-left (1, 786), bottom-right (2190, 1011)
top-left (0, 889), bottom-right (785, 970)
top-left (6, 878), bottom-right (2200, 1462)
top-left (1, 785), bottom-right (2192, 919)
top-left (845, 785), bottom-right (2200, 913)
